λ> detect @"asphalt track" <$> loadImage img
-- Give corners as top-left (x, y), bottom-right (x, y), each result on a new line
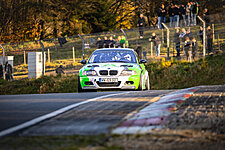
top-left (0, 90), bottom-right (173, 136)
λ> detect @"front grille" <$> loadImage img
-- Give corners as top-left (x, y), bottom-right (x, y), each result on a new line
top-left (99, 70), bottom-right (108, 75)
top-left (96, 81), bottom-right (121, 87)
top-left (109, 70), bottom-right (118, 75)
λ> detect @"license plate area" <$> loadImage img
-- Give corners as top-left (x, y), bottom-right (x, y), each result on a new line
top-left (99, 78), bottom-right (118, 83)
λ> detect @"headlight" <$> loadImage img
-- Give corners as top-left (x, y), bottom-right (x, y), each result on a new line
top-left (120, 70), bottom-right (137, 76)
top-left (82, 70), bottom-right (97, 76)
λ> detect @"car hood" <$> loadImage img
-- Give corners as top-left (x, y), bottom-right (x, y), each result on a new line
top-left (80, 63), bottom-right (141, 73)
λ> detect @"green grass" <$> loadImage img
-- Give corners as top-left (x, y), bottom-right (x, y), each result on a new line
top-left (147, 52), bottom-right (225, 89)
top-left (0, 135), bottom-right (123, 150)
top-left (0, 75), bottom-right (78, 95)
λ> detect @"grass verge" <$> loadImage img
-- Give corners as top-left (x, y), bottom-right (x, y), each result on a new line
top-left (147, 52), bottom-right (225, 89)
top-left (1, 52), bottom-right (225, 95)
top-left (0, 75), bottom-right (78, 95)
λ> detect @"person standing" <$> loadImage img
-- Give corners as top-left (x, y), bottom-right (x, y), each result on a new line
top-left (137, 14), bottom-right (146, 39)
top-left (96, 37), bottom-right (103, 49)
top-left (5, 61), bottom-right (13, 81)
top-left (174, 28), bottom-right (181, 57)
top-left (109, 36), bottom-right (115, 48)
top-left (135, 43), bottom-right (143, 59)
top-left (186, 3), bottom-right (191, 26)
top-left (197, 26), bottom-right (203, 44)
top-left (184, 37), bottom-right (192, 62)
top-left (191, 2), bottom-right (197, 25)
top-left (103, 36), bottom-right (110, 48)
top-left (192, 37), bottom-right (198, 60)
top-left (203, 8), bottom-right (210, 25)
top-left (174, 4), bottom-right (180, 28)
top-left (168, 3), bottom-right (174, 28)
top-left (158, 4), bottom-right (166, 29)
top-left (180, 5), bottom-right (186, 27)
top-left (207, 25), bottom-right (213, 54)
top-left (149, 32), bottom-right (161, 57)
top-left (0, 64), bottom-right (3, 78)
top-left (179, 28), bottom-right (187, 52)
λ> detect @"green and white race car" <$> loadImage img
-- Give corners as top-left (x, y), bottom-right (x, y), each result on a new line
top-left (78, 48), bottom-right (150, 92)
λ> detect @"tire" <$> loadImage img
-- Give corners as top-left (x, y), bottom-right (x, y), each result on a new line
top-left (78, 76), bottom-right (83, 93)
top-left (138, 73), bottom-right (143, 91)
top-left (145, 75), bottom-right (150, 90)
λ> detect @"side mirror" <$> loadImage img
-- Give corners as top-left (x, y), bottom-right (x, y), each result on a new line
top-left (139, 59), bottom-right (147, 64)
top-left (80, 60), bottom-right (87, 64)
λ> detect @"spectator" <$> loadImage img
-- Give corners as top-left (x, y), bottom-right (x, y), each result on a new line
top-left (137, 14), bottom-right (146, 39)
top-left (179, 28), bottom-right (187, 42)
top-left (158, 4), bottom-right (166, 29)
top-left (5, 61), bottom-right (13, 81)
top-left (96, 37), bottom-right (103, 49)
top-left (186, 2), bottom-right (191, 26)
top-left (55, 65), bottom-right (65, 75)
top-left (179, 28), bottom-right (187, 51)
top-left (203, 8), bottom-right (210, 25)
top-left (149, 32), bottom-right (161, 57)
top-left (180, 5), bottom-right (186, 27)
top-left (191, 2), bottom-right (197, 25)
top-left (184, 37), bottom-right (192, 62)
top-left (192, 37), bottom-right (198, 60)
top-left (120, 36), bottom-right (128, 48)
top-left (207, 25), bottom-right (213, 54)
top-left (103, 36), bottom-right (110, 48)
top-left (168, 3), bottom-right (174, 28)
top-left (174, 28), bottom-right (181, 57)
top-left (0, 63), bottom-right (3, 78)
top-left (135, 43), bottom-right (143, 59)
top-left (174, 4), bottom-right (180, 28)
top-left (109, 36), bottom-right (115, 48)
top-left (186, 29), bottom-right (192, 39)
top-left (197, 26), bottom-right (203, 44)
top-left (115, 36), bottom-right (122, 48)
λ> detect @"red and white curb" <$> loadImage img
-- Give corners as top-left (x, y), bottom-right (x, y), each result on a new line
top-left (112, 87), bottom-right (198, 134)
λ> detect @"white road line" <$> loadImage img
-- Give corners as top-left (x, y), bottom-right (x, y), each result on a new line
top-left (0, 92), bottom-right (131, 137)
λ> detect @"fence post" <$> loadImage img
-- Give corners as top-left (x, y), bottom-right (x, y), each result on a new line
top-left (212, 24), bottom-right (215, 41)
top-left (197, 16), bottom-right (206, 57)
top-left (24, 51), bottom-right (26, 65)
top-left (150, 42), bottom-right (153, 57)
top-left (48, 48), bottom-right (50, 63)
top-left (39, 40), bottom-right (45, 77)
top-left (0, 44), bottom-right (5, 80)
top-left (162, 23), bottom-right (170, 58)
top-left (121, 29), bottom-right (128, 48)
top-left (78, 34), bottom-right (85, 60)
top-left (73, 47), bottom-right (75, 63)
top-left (162, 29), bottom-right (164, 44)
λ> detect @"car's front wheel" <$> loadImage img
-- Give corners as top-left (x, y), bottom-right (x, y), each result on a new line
top-left (145, 75), bottom-right (150, 90)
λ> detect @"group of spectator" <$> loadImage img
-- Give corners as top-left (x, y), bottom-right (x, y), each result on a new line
top-left (0, 62), bottom-right (13, 81)
top-left (173, 25), bottom-right (213, 62)
top-left (96, 35), bottom-right (128, 49)
top-left (159, 2), bottom-right (201, 29)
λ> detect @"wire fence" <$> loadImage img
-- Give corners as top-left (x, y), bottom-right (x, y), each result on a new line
top-left (0, 13), bottom-right (225, 79)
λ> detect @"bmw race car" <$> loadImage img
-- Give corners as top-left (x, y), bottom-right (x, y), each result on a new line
top-left (78, 48), bottom-right (150, 92)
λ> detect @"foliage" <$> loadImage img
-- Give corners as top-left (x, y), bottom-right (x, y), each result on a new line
top-left (1, 0), bottom-right (223, 43)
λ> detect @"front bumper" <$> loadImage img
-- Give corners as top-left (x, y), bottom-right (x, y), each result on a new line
top-left (80, 76), bottom-right (140, 90)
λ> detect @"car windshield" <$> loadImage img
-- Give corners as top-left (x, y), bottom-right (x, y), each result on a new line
top-left (88, 50), bottom-right (137, 63)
